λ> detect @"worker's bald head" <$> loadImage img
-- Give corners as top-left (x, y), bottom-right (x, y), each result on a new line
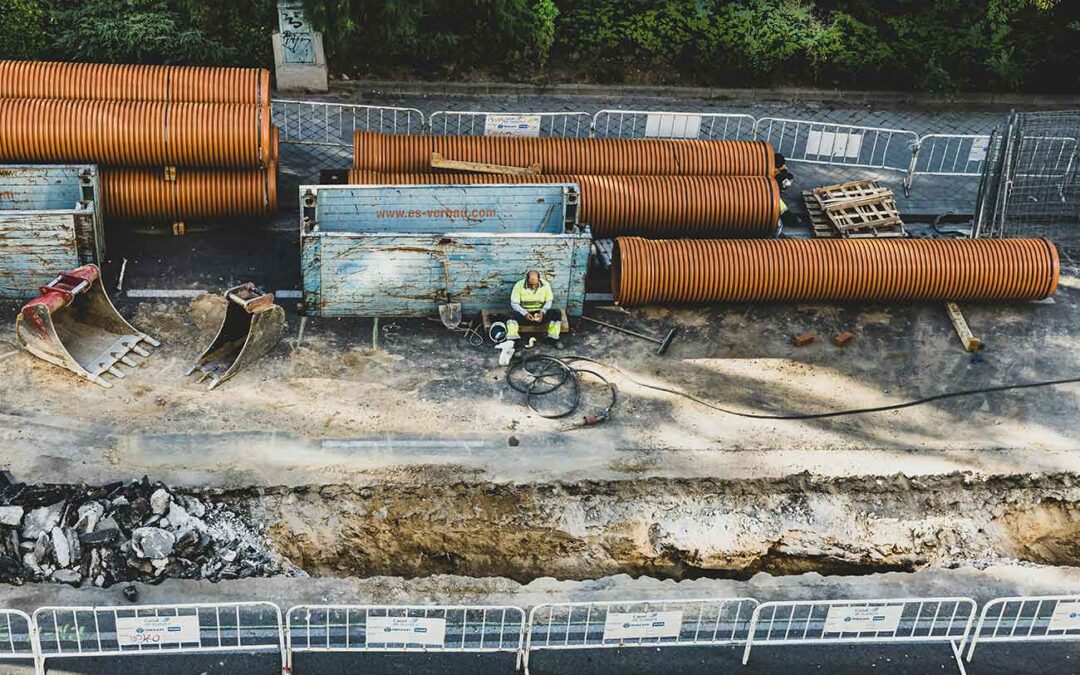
top-left (525, 270), bottom-right (540, 286)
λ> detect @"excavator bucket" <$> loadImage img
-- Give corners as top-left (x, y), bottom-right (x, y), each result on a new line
top-left (187, 283), bottom-right (285, 390)
top-left (15, 264), bottom-right (159, 388)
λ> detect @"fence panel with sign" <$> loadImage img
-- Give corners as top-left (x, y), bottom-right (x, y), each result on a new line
top-left (32, 603), bottom-right (285, 671)
top-left (592, 110), bottom-right (757, 141)
top-left (742, 597), bottom-right (977, 674)
top-left (428, 111), bottom-right (593, 138)
top-left (754, 117), bottom-right (918, 172)
top-left (524, 598), bottom-right (758, 674)
top-left (966, 595), bottom-right (1080, 661)
top-left (285, 604), bottom-right (527, 670)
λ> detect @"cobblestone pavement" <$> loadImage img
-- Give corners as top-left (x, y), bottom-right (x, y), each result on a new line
top-left (276, 89), bottom-right (1018, 220)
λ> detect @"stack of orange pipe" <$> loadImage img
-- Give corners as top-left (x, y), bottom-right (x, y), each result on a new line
top-left (0, 59), bottom-right (277, 223)
top-left (100, 167), bottom-right (277, 221)
top-left (0, 60), bottom-right (271, 106)
top-left (353, 131), bottom-right (775, 176)
top-left (349, 170), bottom-right (779, 238)
top-left (0, 99), bottom-right (271, 168)
top-left (612, 237), bottom-right (1059, 306)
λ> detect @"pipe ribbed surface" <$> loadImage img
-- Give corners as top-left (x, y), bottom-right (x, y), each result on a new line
top-left (0, 60), bottom-right (270, 106)
top-left (0, 99), bottom-right (271, 168)
top-left (612, 237), bottom-right (1059, 305)
top-left (348, 170), bottom-right (779, 238)
top-left (353, 131), bottom-right (775, 176)
top-left (100, 167), bottom-right (277, 221)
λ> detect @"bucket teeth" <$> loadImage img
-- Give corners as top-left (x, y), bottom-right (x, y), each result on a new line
top-left (188, 282), bottom-right (285, 390)
top-left (15, 264), bottom-right (159, 389)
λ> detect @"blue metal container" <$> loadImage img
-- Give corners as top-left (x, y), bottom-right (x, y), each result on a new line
top-left (301, 183), bottom-right (579, 234)
top-left (0, 165), bottom-right (103, 300)
top-left (300, 184), bottom-right (591, 318)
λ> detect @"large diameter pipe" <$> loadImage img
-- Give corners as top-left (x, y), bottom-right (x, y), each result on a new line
top-left (348, 170), bottom-right (780, 238)
top-left (0, 60), bottom-right (271, 106)
top-left (0, 99), bottom-right (272, 168)
top-left (353, 131), bottom-right (776, 176)
top-left (100, 166), bottom-right (277, 221)
top-left (612, 237), bottom-right (1059, 306)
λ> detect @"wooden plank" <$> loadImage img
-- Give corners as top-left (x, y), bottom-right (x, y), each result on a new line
top-left (945, 302), bottom-right (983, 352)
top-left (431, 152), bottom-right (542, 176)
top-left (0, 212), bottom-right (81, 300)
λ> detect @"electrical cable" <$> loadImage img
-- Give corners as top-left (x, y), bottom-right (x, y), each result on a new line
top-left (564, 356), bottom-right (1080, 421)
top-left (506, 355), bottom-right (617, 421)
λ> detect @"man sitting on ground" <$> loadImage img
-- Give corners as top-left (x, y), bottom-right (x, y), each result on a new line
top-left (507, 269), bottom-right (563, 349)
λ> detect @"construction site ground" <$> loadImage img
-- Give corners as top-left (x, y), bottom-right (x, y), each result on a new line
top-left (3, 218), bottom-right (1080, 488)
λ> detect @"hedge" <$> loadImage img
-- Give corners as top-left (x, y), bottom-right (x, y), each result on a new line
top-left (1, 0), bottom-right (1077, 93)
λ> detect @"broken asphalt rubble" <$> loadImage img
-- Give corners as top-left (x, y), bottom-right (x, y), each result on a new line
top-left (0, 473), bottom-right (299, 587)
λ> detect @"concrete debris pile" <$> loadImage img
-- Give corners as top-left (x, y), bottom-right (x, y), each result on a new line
top-left (0, 474), bottom-right (297, 587)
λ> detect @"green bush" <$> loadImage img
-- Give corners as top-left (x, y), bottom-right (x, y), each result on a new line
top-left (0, 0), bottom-right (51, 60)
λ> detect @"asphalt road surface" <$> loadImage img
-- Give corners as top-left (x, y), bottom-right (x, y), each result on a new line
top-left (3, 643), bottom-right (1075, 674)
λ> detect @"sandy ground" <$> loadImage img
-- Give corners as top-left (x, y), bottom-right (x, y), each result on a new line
top-left (2, 265), bottom-right (1080, 486)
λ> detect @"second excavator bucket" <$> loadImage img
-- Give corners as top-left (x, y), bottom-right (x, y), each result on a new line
top-left (188, 283), bottom-right (285, 390)
top-left (15, 264), bottom-right (160, 388)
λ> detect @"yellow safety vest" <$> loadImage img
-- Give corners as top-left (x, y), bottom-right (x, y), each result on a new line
top-left (511, 278), bottom-right (552, 312)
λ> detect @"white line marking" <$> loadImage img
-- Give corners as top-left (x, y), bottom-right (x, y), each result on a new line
top-left (127, 289), bottom-right (208, 298)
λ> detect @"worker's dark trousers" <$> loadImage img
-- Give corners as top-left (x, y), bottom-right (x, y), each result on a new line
top-left (514, 308), bottom-right (561, 325)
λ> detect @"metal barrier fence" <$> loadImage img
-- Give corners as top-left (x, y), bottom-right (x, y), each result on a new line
top-left (429, 111), bottom-right (592, 137)
top-left (524, 597), bottom-right (757, 674)
top-left (286, 604), bottom-right (527, 671)
top-left (33, 602), bottom-right (284, 674)
top-left (1, 595), bottom-right (1075, 672)
top-left (592, 110), bottom-right (757, 141)
top-left (967, 595), bottom-right (1080, 661)
top-left (0, 610), bottom-right (35, 665)
top-left (754, 117), bottom-right (918, 173)
top-left (742, 597), bottom-right (977, 674)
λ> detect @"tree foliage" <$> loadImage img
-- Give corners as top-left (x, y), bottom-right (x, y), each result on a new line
top-left (0, 0), bottom-right (1078, 92)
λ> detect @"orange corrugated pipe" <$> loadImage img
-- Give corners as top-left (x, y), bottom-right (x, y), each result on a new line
top-left (613, 237), bottom-right (1059, 305)
top-left (348, 170), bottom-right (779, 238)
top-left (353, 131), bottom-right (776, 176)
top-left (0, 99), bottom-right (271, 168)
top-left (0, 60), bottom-right (271, 106)
top-left (100, 166), bottom-right (277, 221)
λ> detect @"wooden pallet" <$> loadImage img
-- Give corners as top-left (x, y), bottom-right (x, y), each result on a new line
top-left (809, 180), bottom-right (906, 238)
top-left (802, 190), bottom-right (839, 238)
top-left (482, 309), bottom-right (570, 335)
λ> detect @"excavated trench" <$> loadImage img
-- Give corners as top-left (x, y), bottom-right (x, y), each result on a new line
top-left (0, 473), bottom-right (1077, 587)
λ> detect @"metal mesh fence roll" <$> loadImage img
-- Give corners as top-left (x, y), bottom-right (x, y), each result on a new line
top-left (0, 99), bottom-right (272, 168)
top-left (612, 237), bottom-right (1059, 306)
top-left (348, 170), bottom-right (779, 238)
top-left (0, 60), bottom-right (271, 106)
top-left (100, 166), bottom-right (277, 221)
top-left (353, 131), bottom-right (776, 176)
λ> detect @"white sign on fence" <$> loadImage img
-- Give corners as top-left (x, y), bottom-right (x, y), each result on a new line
top-left (967, 136), bottom-right (990, 163)
top-left (1047, 601), bottom-right (1080, 631)
top-left (603, 611), bottom-right (684, 641)
top-left (367, 616), bottom-right (447, 646)
top-left (484, 114), bottom-right (542, 137)
top-left (645, 113), bottom-right (702, 139)
top-left (823, 605), bottom-right (904, 633)
top-left (807, 129), bottom-right (863, 159)
top-left (115, 615), bottom-right (202, 646)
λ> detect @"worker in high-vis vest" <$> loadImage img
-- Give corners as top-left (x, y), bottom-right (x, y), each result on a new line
top-left (507, 269), bottom-right (563, 348)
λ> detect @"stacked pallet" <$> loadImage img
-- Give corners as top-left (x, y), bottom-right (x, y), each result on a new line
top-left (802, 180), bottom-right (905, 238)
top-left (0, 60), bottom-right (277, 229)
top-left (349, 131), bottom-right (781, 239)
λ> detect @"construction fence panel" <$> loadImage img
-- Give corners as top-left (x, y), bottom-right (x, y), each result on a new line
top-left (428, 111), bottom-right (593, 138)
top-left (592, 110), bottom-right (757, 141)
top-left (910, 134), bottom-right (993, 177)
top-left (742, 597), bottom-right (977, 674)
top-left (32, 602), bottom-right (285, 672)
top-left (754, 117), bottom-right (918, 173)
top-left (0, 610), bottom-right (36, 665)
top-left (524, 597), bottom-right (758, 674)
top-left (966, 595), bottom-right (1080, 661)
top-left (285, 604), bottom-right (527, 670)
